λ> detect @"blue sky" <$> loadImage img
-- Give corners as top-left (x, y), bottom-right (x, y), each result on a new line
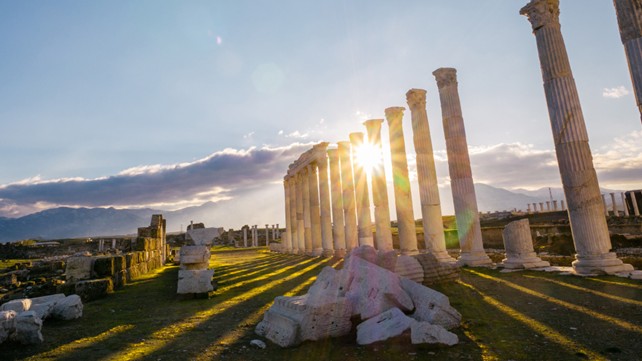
top-left (0, 1), bottom-right (640, 228)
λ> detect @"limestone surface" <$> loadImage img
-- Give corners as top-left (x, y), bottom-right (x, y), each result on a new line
top-left (52, 295), bottom-right (83, 320)
top-left (394, 255), bottom-right (424, 283)
top-left (410, 321), bottom-right (458, 346)
top-left (400, 278), bottom-right (461, 330)
top-left (413, 253), bottom-right (460, 285)
top-left (501, 219), bottom-right (550, 269)
top-left (356, 307), bottom-right (415, 345)
top-left (14, 311), bottom-right (43, 344)
top-left (0, 310), bottom-right (16, 344)
top-left (179, 246), bottom-right (211, 264)
top-left (65, 256), bottom-right (94, 283)
top-left (176, 269), bottom-right (214, 294)
top-left (1, 298), bottom-right (32, 313)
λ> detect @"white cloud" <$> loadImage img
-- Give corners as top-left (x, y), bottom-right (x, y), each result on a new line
top-left (243, 131), bottom-right (255, 139)
top-left (602, 86), bottom-right (630, 99)
top-left (285, 130), bottom-right (309, 138)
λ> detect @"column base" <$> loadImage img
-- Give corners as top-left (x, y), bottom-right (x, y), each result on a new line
top-left (431, 250), bottom-right (458, 264)
top-left (321, 249), bottom-right (335, 257)
top-left (400, 248), bottom-right (419, 256)
top-left (457, 250), bottom-right (493, 267)
top-left (500, 258), bottom-right (550, 269)
top-left (311, 248), bottom-right (324, 257)
top-left (333, 249), bottom-right (347, 258)
top-left (572, 252), bottom-right (634, 275)
top-left (358, 236), bottom-right (374, 247)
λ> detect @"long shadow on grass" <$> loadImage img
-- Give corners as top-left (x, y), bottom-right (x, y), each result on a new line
top-left (213, 255), bottom-right (309, 287)
top-left (213, 253), bottom-right (281, 273)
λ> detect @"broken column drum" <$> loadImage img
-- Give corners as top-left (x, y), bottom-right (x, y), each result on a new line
top-left (433, 67), bottom-right (491, 266)
top-left (328, 149), bottom-right (347, 257)
top-left (363, 119), bottom-right (393, 252)
top-left (501, 219), bottom-right (550, 269)
top-left (521, 0), bottom-right (632, 274)
top-left (385, 106), bottom-right (418, 255)
top-left (349, 132), bottom-right (375, 247)
top-left (407, 88), bottom-right (456, 263)
top-left (338, 141), bottom-right (359, 251)
top-left (614, 0), bottom-right (642, 123)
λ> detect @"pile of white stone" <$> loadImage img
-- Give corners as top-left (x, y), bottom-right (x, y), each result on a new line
top-left (256, 247), bottom-right (461, 347)
top-left (0, 293), bottom-right (83, 345)
top-left (177, 245), bottom-right (214, 294)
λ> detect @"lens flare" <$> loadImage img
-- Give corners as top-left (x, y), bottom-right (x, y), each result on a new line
top-left (354, 143), bottom-right (381, 174)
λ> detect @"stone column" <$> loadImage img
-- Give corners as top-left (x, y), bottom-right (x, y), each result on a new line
top-left (243, 226), bottom-right (248, 248)
top-left (349, 132), bottom-right (374, 247)
top-left (385, 106), bottom-right (418, 255)
top-left (521, 0), bottom-right (632, 274)
top-left (338, 141), bottom-right (359, 251)
top-left (276, 224), bottom-right (280, 239)
top-left (610, 192), bottom-right (618, 217)
top-left (561, 200), bottom-right (566, 211)
top-left (527, 204), bottom-right (532, 213)
top-left (363, 119), bottom-right (393, 252)
top-left (553, 200), bottom-right (558, 211)
top-left (601, 194), bottom-right (609, 217)
top-left (295, 174), bottom-right (306, 252)
top-left (433, 67), bottom-right (491, 266)
top-left (614, 0), bottom-right (642, 123)
top-left (621, 192), bottom-right (630, 216)
top-left (289, 177), bottom-right (299, 253)
top-left (283, 180), bottom-right (292, 252)
top-left (500, 219), bottom-right (550, 269)
top-left (316, 148), bottom-right (335, 257)
top-left (546, 201), bottom-right (551, 211)
top-left (328, 149), bottom-right (347, 257)
top-left (406, 88), bottom-right (455, 263)
top-left (307, 164), bottom-right (323, 256)
top-left (265, 224), bottom-right (270, 246)
top-left (302, 169), bottom-right (312, 253)
top-left (631, 191), bottom-right (641, 216)
top-left (539, 202), bottom-right (544, 212)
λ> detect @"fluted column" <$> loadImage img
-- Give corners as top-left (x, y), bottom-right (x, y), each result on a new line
top-left (328, 149), bottom-right (347, 257)
top-left (338, 141), bottom-right (359, 251)
top-left (302, 169), bottom-right (312, 254)
top-left (307, 164), bottom-right (323, 256)
top-left (433, 67), bottom-right (492, 267)
top-left (295, 174), bottom-right (305, 253)
top-left (407, 88), bottom-right (456, 263)
top-left (610, 192), bottom-right (618, 216)
top-left (243, 226), bottom-right (248, 248)
top-left (521, 0), bottom-right (632, 274)
top-left (349, 132), bottom-right (374, 247)
top-left (385, 106), bottom-right (418, 255)
top-left (621, 192), bottom-right (630, 216)
top-left (289, 178), bottom-right (299, 253)
top-left (553, 200), bottom-right (558, 211)
top-left (363, 119), bottom-right (393, 252)
top-left (316, 148), bottom-right (334, 257)
top-left (631, 191), bottom-right (641, 216)
top-left (614, 0), bottom-right (642, 123)
top-left (283, 179), bottom-right (292, 252)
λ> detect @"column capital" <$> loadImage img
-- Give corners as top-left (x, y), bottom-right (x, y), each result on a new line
top-left (432, 68), bottom-right (458, 89)
top-left (363, 118), bottom-right (384, 131)
top-left (349, 132), bottom-right (365, 146)
top-left (327, 148), bottom-right (338, 158)
top-left (337, 141), bottom-right (351, 150)
top-left (520, 0), bottom-right (560, 32)
top-left (406, 88), bottom-right (427, 109)
top-left (385, 107), bottom-right (405, 124)
top-left (614, 0), bottom-right (642, 43)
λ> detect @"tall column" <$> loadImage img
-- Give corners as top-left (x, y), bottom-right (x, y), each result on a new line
top-left (276, 224), bottom-right (280, 239)
top-left (433, 67), bottom-right (492, 266)
top-left (539, 202), bottom-right (544, 212)
top-left (614, 0), bottom-right (642, 123)
top-left (338, 141), bottom-right (359, 251)
top-left (265, 224), bottom-right (270, 246)
top-left (349, 132), bottom-right (374, 247)
top-left (243, 226), bottom-right (248, 248)
top-left (283, 180), bottom-right (292, 252)
top-left (621, 192), bottom-right (630, 216)
top-left (289, 177), bottom-right (299, 253)
top-left (631, 191), bottom-right (641, 216)
top-left (385, 106), bottom-right (418, 255)
top-left (521, 0), bottom-right (632, 274)
top-left (527, 204), bottom-right (532, 213)
top-left (295, 174), bottom-right (306, 252)
top-left (406, 88), bottom-right (455, 263)
top-left (328, 149), bottom-right (347, 257)
top-left (610, 192), bottom-right (618, 216)
top-left (546, 201), bottom-right (551, 211)
top-left (553, 200), bottom-right (558, 211)
top-left (601, 194), bottom-right (609, 217)
top-left (561, 200), bottom-right (566, 211)
top-left (363, 119), bottom-right (393, 252)
top-left (302, 169), bottom-right (312, 253)
top-left (316, 148), bottom-right (335, 257)
top-left (307, 164), bottom-right (323, 256)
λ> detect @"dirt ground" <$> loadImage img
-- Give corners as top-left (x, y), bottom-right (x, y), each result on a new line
top-left (1, 248), bottom-right (641, 361)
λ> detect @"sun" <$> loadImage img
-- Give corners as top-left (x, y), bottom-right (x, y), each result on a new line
top-left (354, 143), bottom-right (382, 174)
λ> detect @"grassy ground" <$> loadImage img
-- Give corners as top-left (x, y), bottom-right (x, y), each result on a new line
top-left (1, 247), bottom-right (641, 360)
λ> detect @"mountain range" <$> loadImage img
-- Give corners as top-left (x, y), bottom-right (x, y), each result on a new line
top-left (0, 183), bottom-right (622, 243)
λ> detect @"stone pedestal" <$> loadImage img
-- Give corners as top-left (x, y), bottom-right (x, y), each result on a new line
top-left (500, 219), bottom-right (550, 269)
top-left (349, 132), bottom-right (374, 247)
top-left (363, 119), bottom-right (394, 252)
top-left (521, 0), bottom-right (632, 274)
top-left (385, 107), bottom-right (418, 255)
top-left (433, 68), bottom-right (491, 267)
top-left (614, 0), bottom-right (642, 123)
top-left (407, 88), bottom-right (456, 263)
top-left (328, 149), bottom-right (347, 257)
top-left (338, 141), bottom-right (359, 251)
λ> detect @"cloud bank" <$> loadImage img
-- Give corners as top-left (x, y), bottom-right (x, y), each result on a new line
top-left (602, 86), bottom-right (630, 99)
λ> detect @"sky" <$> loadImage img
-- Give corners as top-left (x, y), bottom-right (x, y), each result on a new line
top-left (0, 1), bottom-right (641, 230)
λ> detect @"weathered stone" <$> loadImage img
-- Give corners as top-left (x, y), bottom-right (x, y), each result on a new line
top-left (306, 267), bottom-right (345, 302)
top-left (255, 309), bottom-right (299, 347)
top-left (394, 255), bottom-right (424, 283)
top-left (343, 256), bottom-right (414, 320)
top-left (75, 278), bottom-right (114, 302)
top-left (400, 278), bottom-right (461, 330)
top-left (501, 219), bottom-right (550, 269)
top-left (356, 307), bottom-right (415, 345)
top-left (113, 255), bottom-right (126, 271)
top-left (14, 311), bottom-right (43, 344)
top-left (93, 256), bottom-right (115, 278)
top-left (30, 302), bottom-right (55, 320)
top-left (179, 262), bottom-right (209, 271)
top-left (52, 294), bottom-right (83, 320)
top-left (30, 293), bottom-right (66, 305)
top-left (348, 245), bottom-right (378, 264)
top-left (65, 256), bottom-right (94, 283)
top-left (410, 321), bottom-right (458, 346)
top-left (413, 253), bottom-right (460, 285)
top-left (177, 269), bottom-right (214, 294)
top-left (180, 246), bottom-right (211, 264)
top-left (375, 250), bottom-right (398, 272)
top-left (0, 310), bottom-right (16, 344)
top-left (1, 298), bottom-right (32, 313)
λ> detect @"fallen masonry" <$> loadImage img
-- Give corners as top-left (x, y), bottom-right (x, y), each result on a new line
top-left (177, 245), bottom-right (214, 295)
top-left (256, 247), bottom-right (461, 347)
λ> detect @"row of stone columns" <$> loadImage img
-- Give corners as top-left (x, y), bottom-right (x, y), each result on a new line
top-left (528, 200), bottom-right (566, 213)
top-left (603, 192), bottom-right (641, 217)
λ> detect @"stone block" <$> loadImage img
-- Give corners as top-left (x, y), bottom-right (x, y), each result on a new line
top-left (52, 294), bottom-right (83, 320)
top-left (306, 266), bottom-right (345, 302)
top-left (113, 256), bottom-right (126, 271)
top-left (14, 311), bottom-right (43, 344)
top-left (179, 262), bottom-right (209, 270)
top-left (349, 245), bottom-right (377, 264)
top-left (30, 302), bottom-right (55, 320)
top-left (394, 255), bottom-right (424, 283)
top-left (343, 256), bottom-right (414, 320)
top-left (134, 237), bottom-right (152, 251)
top-left (356, 307), bottom-right (415, 345)
top-left (30, 293), bottom-right (66, 305)
top-left (1, 298), bottom-right (32, 313)
top-left (177, 269), bottom-right (214, 294)
top-left (66, 256), bottom-right (94, 283)
top-left (0, 310), bottom-right (16, 344)
top-left (75, 279), bottom-right (113, 302)
top-left (413, 253), bottom-right (460, 285)
top-left (125, 253), bottom-right (134, 268)
top-left (376, 250), bottom-right (398, 272)
top-left (410, 321), bottom-right (458, 346)
top-left (255, 309), bottom-right (299, 347)
top-left (93, 256), bottom-right (115, 278)
top-left (180, 246), bottom-right (211, 265)
top-left (114, 270), bottom-right (127, 288)
top-left (400, 278), bottom-right (461, 330)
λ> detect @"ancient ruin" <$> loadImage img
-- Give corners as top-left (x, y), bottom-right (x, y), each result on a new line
top-left (613, 0), bottom-right (642, 122)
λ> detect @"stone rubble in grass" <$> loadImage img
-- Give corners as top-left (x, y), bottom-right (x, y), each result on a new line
top-left (13, 311), bottom-right (43, 345)
top-left (0, 310), bottom-right (17, 343)
top-left (176, 245), bottom-right (214, 294)
top-left (256, 249), bottom-right (461, 348)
